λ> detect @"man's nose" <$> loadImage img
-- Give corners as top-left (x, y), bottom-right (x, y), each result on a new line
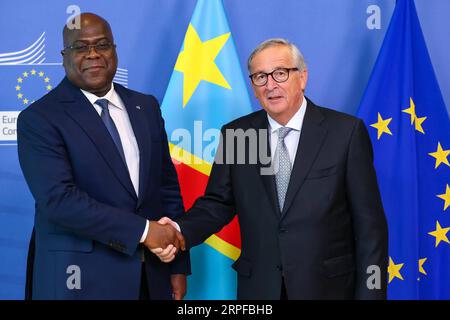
top-left (86, 46), bottom-right (101, 58)
top-left (265, 75), bottom-right (278, 90)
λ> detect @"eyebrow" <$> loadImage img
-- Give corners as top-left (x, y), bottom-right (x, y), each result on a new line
top-left (71, 37), bottom-right (110, 44)
top-left (253, 66), bottom-right (290, 74)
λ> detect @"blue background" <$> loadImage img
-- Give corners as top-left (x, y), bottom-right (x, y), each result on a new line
top-left (0, 0), bottom-right (449, 299)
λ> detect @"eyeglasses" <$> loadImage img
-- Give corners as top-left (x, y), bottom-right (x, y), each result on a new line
top-left (62, 42), bottom-right (116, 55)
top-left (249, 67), bottom-right (299, 86)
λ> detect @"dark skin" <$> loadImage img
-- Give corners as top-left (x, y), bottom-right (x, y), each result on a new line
top-left (61, 13), bottom-right (187, 299)
top-left (145, 221), bottom-right (186, 251)
top-left (145, 222), bottom-right (187, 300)
top-left (61, 13), bottom-right (117, 97)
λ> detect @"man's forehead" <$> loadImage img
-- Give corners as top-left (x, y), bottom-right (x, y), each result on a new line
top-left (256, 46), bottom-right (290, 59)
top-left (252, 48), bottom-right (293, 71)
top-left (64, 14), bottom-right (112, 38)
top-left (70, 34), bottom-right (111, 43)
top-left (64, 25), bottom-right (112, 44)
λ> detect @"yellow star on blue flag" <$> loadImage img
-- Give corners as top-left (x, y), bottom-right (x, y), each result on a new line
top-left (175, 24), bottom-right (231, 107)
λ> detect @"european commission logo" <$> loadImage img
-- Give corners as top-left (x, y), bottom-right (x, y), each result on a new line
top-left (0, 32), bottom-right (129, 145)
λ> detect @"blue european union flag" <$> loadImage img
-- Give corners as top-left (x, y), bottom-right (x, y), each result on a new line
top-left (357, 0), bottom-right (450, 299)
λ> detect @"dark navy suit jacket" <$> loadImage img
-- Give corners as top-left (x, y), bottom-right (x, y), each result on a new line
top-left (18, 77), bottom-right (190, 299)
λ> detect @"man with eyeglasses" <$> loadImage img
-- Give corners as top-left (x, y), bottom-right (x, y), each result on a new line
top-left (17, 13), bottom-right (189, 300)
top-left (153, 38), bottom-right (388, 300)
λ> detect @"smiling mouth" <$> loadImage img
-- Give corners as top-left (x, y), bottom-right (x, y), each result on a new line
top-left (268, 96), bottom-right (283, 100)
top-left (83, 66), bottom-right (105, 72)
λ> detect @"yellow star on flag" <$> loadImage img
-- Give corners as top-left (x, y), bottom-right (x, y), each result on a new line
top-left (402, 97), bottom-right (417, 125)
top-left (175, 24), bottom-right (231, 107)
top-left (31, 69), bottom-right (36, 75)
top-left (38, 71), bottom-right (44, 77)
top-left (428, 142), bottom-right (450, 169)
top-left (44, 77), bottom-right (50, 83)
top-left (15, 85), bottom-right (21, 91)
top-left (418, 258), bottom-right (427, 275)
top-left (23, 98), bottom-right (29, 105)
top-left (428, 221), bottom-right (450, 247)
top-left (23, 72), bottom-right (28, 77)
top-left (17, 77), bottom-right (23, 83)
top-left (17, 93), bottom-right (23, 99)
top-left (370, 112), bottom-right (393, 139)
top-left (46, 85), bottom-right (52, 91)
top-left (402, 98), bottom-right (426, 133)
top-left (388, 257), bottom-right (404, 283)
top-left (437, 184), bottom-right (450, 211)
top-left (414, 115), bottom-right (426, 134)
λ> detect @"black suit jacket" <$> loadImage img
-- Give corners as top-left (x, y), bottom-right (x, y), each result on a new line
top-left (178, 98), bottom-right (388, 299)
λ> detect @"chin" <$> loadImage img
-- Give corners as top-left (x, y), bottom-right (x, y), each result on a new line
top-left (85, 79), bottom-right (109, 89)
top-left (266, 105), bottom-right (288, 115)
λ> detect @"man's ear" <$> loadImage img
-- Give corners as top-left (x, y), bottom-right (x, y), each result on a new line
top-left (300, 69), bottom-right (308, 92)
top-left (61, 52), bottom-right (66, 67)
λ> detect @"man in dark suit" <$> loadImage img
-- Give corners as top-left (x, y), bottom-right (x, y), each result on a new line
top-left (153, 39), bottom-right (388, 299)
top-left (17, 13), bottom-right (188, 300)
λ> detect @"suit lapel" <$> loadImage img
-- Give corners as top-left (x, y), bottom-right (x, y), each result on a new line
top-left (281, 100), bottom-right (327, 217)
top-left (114, 84), bottom-right (152, 207)
top-left (251, 111), bottom-right (281, 218)
top-left (59, 78), bottom-right (137, 200)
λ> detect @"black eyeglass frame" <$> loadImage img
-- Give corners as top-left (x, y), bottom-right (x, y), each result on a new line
top-left (61, 42), bottom-right (116, 55)
top-left (249, 67), bottom-right (299, 86)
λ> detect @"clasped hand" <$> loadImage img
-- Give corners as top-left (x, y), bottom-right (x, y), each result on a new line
top-left (144, 217), bottom-right (184, 263)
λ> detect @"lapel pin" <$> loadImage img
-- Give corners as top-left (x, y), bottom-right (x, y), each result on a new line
top-left (136, 106), bottom-right (141, 110)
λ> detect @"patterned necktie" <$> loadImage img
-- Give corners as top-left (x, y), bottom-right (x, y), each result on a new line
top-left (95, 99), bottom-right (126, 164)
top-left (275, 127), bottom-right (292, 212)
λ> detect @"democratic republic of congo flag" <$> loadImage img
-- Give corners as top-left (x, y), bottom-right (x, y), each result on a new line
top-left (161, 0), bottom-right (253, 299)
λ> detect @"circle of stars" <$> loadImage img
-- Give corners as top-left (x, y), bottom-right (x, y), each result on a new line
top-left (15, 69), bottom-right (52, 107)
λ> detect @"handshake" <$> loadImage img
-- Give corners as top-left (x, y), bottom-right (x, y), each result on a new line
top-left (143, 217), bottom-right (184, 262)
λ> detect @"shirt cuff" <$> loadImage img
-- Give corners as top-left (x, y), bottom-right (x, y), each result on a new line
top-left (139, 220), bottom-right (149, 243)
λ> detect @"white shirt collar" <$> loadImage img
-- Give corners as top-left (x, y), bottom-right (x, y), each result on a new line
top-left (267, 96), bottom-right (307, 133)
top-left (80, 83), bottom-right (123, 110)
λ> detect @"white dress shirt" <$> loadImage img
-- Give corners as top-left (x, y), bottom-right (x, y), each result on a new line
top-left (80, 84), bottom-right (149, 243)
top-left (267, 97), bottom-right (307, 166)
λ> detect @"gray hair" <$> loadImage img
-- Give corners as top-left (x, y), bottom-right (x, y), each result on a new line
top-left (247, 38), bottom-right (307, 73)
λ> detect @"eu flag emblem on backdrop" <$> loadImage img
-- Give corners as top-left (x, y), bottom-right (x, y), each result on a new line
top-left (357, 0), bottom-right (450, 299)
top-left (161, 0), bottom-right (253, 299)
